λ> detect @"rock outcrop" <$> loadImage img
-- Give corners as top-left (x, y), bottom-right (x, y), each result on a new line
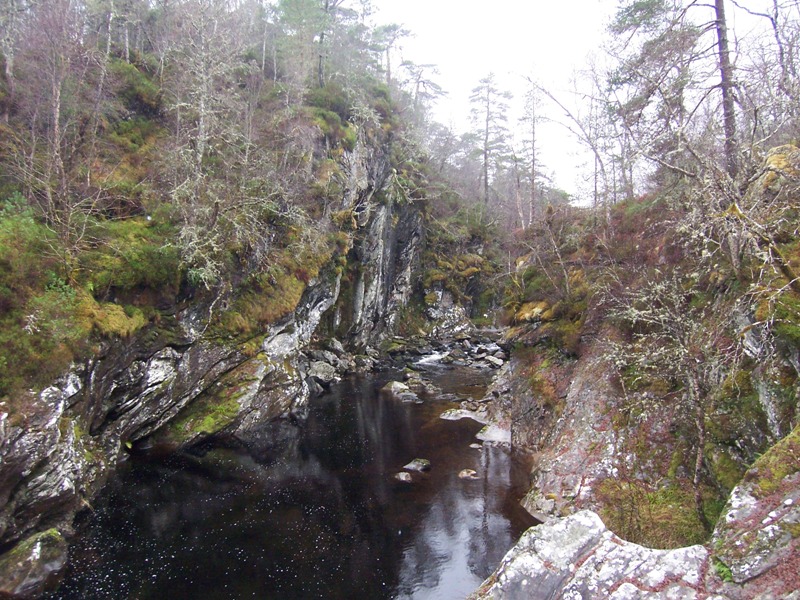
top-left (471, 511), bottom-right (710, 600)
top-left (0, 265), bottom-right (343, 596)
top-left (473, 423), bottom-right (800, 600)
top-left (345, 199), bottom-right (424, 350)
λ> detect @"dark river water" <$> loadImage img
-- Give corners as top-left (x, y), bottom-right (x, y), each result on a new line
top-left (50, 364), bottom-right (536, 600)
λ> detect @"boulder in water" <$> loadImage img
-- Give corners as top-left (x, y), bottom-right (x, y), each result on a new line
top-left (404, 458), bottom-right (431, 472)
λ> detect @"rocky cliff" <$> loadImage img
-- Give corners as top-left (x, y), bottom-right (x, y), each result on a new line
top-left (0, 142), bottom-right (431, 597)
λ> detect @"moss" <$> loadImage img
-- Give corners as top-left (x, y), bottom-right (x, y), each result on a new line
top-left (166, 360), bottom-right (264, 442)
top-left (458, 266), bottom-right (481, 279)
top-left (423, 268), bottom-right (447, 288)
top-left (780, 521), bottom-right (800, 539)
top-left (773, 292), bottom-right (800, 346)
top-left (708, 447), bottom-right (746, 492)
top-left (0, 528), bottom-right (66, 594)
top-left (215, 239), bottom-right (335, 338)
top-left (332, 209), bottom-right (356, 231)
top-left (79, 217), bottom-right (181, 299)
top-left (667, 447), bottom-right (685, 479)
top-left (109, 59), bottom-right (161, 114)
top-left (713, 557), bottom-right (735, 583)
top-left (0, 529), bottom-right (64, 564)
top-left (744, 423), bottom-right (800, 498)
top-left (597, 479), bottom-right (712, 548)
top-left (77, 298), bottom-right (148, 338)
top-left (515, 301), bottom-right (550, 323)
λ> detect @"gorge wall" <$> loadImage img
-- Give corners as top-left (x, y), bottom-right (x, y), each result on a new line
top-left (0, 142), bottom-right (430, 598)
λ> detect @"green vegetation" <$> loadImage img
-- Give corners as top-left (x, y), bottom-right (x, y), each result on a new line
top-left (597, 479), bottom-right (722, 548)
top-left (743, 424), bottom-right (800, 499)
top-left (166, 360), bottom-right (266, 443)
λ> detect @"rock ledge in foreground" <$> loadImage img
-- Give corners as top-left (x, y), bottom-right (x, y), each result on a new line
top-left (470, 510), bottom-right (710, 600)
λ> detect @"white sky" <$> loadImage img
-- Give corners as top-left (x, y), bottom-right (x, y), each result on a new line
top-left (370, 0), bottom-right (785, 200)
top-left (371, 0), bottom-right (616, 197)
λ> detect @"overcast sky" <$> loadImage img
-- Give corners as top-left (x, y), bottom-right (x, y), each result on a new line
top-left (369, 0), bottom-right (783, 200)
top-left (371, 0), bottom-right (615, 197)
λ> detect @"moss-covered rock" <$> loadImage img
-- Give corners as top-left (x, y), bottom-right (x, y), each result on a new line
top-left (711, 424), bottom-right (800, 591)
top-left (161, 357), bottom-right (269, 446)
top-left (0, 529), bottom-right (67, 599)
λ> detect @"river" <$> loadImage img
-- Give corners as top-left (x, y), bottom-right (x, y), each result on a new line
top-left (50, 363), bottom-right (536, 600)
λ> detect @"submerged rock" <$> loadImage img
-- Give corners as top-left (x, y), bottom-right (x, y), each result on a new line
top-left (394, 472), bottom-right (413, 483)
top-left (440, 408), bottom-right (488, 423)
top-left (459, 469), bottom-right (479, 480)
top-left (476, 423), bottom-right (511, 445)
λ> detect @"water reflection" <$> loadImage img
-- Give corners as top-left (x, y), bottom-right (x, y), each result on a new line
top-left (52, 367), bottom-right (534, 600)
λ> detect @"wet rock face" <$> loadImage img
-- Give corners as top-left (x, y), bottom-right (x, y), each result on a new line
top-left (0, 267), bottom-right (342, 583)
top-left (0, 375), bottom-right (103, 548)
top-left (346, 200), bottom-right (424, 349)
top-left (0, 529), bottom-right (68, 599)
top-left (471, 511), bottom-right (709, 600)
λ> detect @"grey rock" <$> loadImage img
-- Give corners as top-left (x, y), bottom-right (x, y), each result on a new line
top-left (324, 338), bottom-right (346, 356)
top-left (308, 349), bottom-right (340, 367)
top-left (0, 529), bottom-right (67, 599)
top-left (380, 381), bottom-right (420, 403)
top-left (484, 356), bottom-right (504, 368)
top-left (471, 511), bottom-right (708, 600)
top-left (308, 361), bottom-right (339, 386)
top-left (382, 381), bottom-right (410, 395)
top-left (710, 424), bottom-right (800, 595)
top-left (404, 458), bottom-right (431, 472)
top-left (353, 355), bottom-right (375, 372)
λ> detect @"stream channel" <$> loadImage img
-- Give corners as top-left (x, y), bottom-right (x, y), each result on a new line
top-left (50, 361), bottom-right (536, 600)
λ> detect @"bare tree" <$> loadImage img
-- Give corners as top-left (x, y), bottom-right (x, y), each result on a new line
top-left (607, 270), bottom-right (740, 532)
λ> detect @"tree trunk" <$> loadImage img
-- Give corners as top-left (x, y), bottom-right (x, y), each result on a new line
top-left (483, 93), bottom-right (490, 205)
top-left (714, 0), bottom-right (738, 179)
top-left (689, 377), bottom-right (711, 533)
top-left (0, 0), bottom-right (20, 124)
top-left (529, 102), bottom-right (536, 226)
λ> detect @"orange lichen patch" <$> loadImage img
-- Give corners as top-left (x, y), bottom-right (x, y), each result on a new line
top-left (516, 301), bottom-right (550, 323)
top-left (761, 144), bottom-right (800, 190)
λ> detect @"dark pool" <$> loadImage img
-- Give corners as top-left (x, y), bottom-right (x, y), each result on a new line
top-left (51, 365), bottom-right (535, 600)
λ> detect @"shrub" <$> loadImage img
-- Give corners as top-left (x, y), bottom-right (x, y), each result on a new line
top-left (110, 59), bottom-right (161, 114)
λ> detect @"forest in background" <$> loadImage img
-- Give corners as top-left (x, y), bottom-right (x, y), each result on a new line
top-left (0, 0), bottom-right (799, 549)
